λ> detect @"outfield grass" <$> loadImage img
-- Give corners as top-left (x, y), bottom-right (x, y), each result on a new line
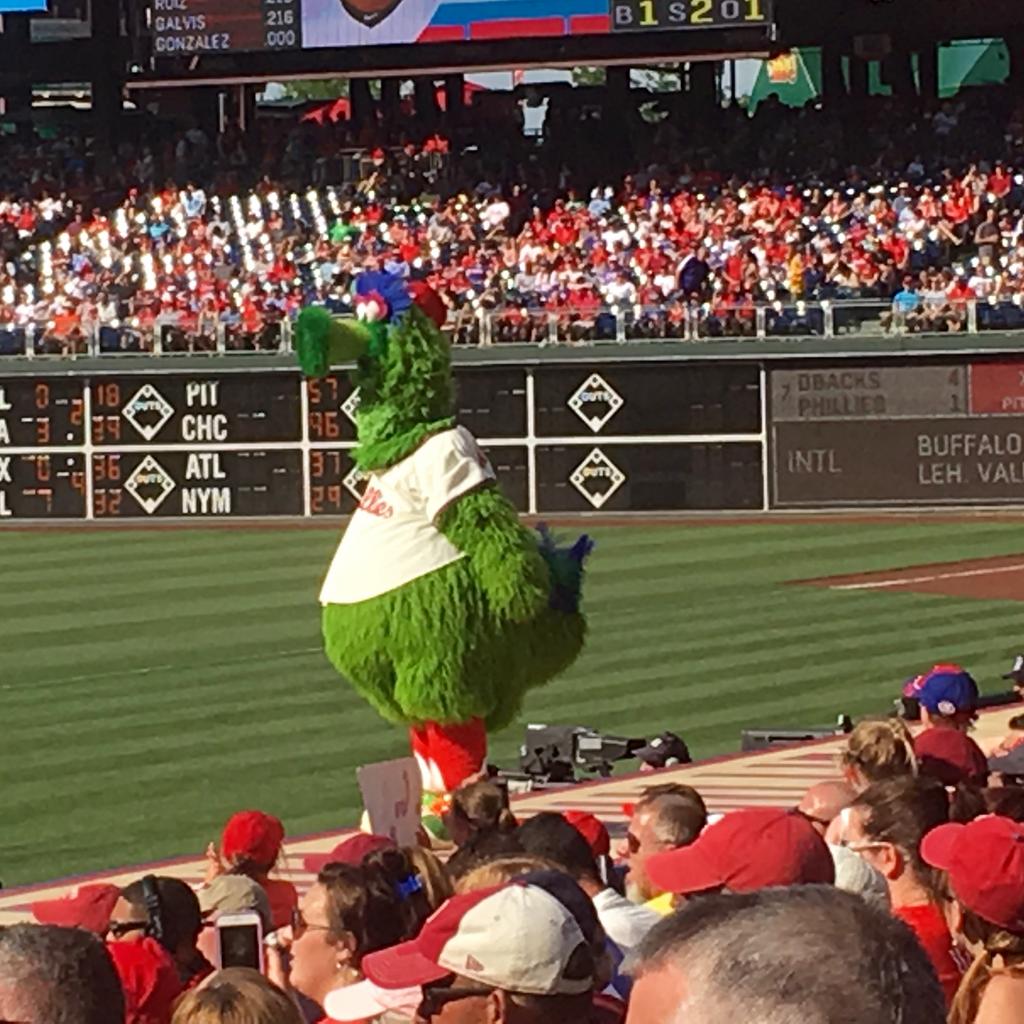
top-left (3, 517), bottom-right (1024, 887)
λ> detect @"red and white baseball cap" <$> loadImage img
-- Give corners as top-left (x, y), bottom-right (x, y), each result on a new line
top-left (921, 815), bottom-right (1024, 932)
top-left (646, 807), bottom-right (835, 895)
top-left (362, 883), bottom-right (594, 996)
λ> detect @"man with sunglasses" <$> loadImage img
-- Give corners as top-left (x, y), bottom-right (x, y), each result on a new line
top-left (328, 877), bottom-right (599, 1024)
top-left (618, 787), bottom-right (706, 912)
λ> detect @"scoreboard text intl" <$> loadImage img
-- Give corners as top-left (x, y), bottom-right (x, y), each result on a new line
top-left (3, 358), bottom-right (1024, 519)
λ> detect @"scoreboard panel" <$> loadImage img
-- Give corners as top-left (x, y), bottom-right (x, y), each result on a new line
top-left (6, 355), bottom-right (1024, 520)
top-left (771, 358), bottom-right (1024, 507)
top-left (534, 364), bottom-right (760, 437)
top-left (148, 0), bottom-right (770, 55)
top-left (90, 450), bottom-right (305, 518)
top-left (89, 375), bottom-right (301, 446)
top-left (1, 363), bottom-right (760, 519)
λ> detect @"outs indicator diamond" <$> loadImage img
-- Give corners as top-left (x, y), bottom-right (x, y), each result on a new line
top-left (567, 373), bottom-right (624, 433)
top-left (569, 448), bottom-right (626, 509)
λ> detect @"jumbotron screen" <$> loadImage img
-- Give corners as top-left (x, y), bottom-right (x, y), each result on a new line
top-left (0, 0), bottom-right (48, 9)
top-left (150, 0), bottom-right (769, 54)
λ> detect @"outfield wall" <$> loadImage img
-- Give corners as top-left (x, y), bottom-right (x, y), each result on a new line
top-left (3, 346), bottom-right (1024, 518)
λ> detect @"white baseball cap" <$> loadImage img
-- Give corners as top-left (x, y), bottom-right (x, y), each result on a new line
top-left (361, 882), bottom-right (594, 997)
top-left (324, 979), bottom-right (422, 1022)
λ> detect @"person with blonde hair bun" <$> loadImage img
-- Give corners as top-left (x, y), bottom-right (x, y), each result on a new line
top-left (171, 968), bottom-right (303, 1024)
top-left (839, 718), bottom-right (918, 792)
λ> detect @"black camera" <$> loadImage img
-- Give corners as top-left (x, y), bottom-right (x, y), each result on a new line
top-left (519, 724), bottom-right (647, 780)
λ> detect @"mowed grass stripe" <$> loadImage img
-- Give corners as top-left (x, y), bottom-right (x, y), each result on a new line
top-left (5, 519), bottom-right (1024, 884)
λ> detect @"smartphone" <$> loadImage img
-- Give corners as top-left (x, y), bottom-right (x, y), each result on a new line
top-left (214, 911), bottom-right (264, 971)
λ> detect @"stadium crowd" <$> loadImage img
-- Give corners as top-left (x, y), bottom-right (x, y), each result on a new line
top-left (6, 663), bottom-right (1024, 1024)
top-left (2, 87), bottom-right (1024, 354)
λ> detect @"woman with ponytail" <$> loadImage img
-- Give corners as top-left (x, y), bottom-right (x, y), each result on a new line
top-left (843, 775), bottom-right (962, 1005)
top-left (446, 778), bottom-right (517, 847)
top-left (839, 718), bottom-right (918, 792)
top-left (922, 816), bottom-right (1024, 1024)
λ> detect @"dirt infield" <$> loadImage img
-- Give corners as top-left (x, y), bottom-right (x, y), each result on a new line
top-left (798, 553), bottom-right (1024, 602)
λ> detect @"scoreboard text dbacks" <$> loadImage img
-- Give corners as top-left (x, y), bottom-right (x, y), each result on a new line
top-left (4, 356), bottom-right (1024, 519)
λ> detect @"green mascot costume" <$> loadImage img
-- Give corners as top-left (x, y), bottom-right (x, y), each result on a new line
top-left (296, 271), bottom-right (592, 813)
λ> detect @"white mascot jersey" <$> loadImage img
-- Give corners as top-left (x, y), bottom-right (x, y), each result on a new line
top-left (320, 426), bottom-right (495, 605)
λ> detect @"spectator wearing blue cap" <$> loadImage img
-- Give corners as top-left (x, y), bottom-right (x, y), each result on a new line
top-left (902, 665), bottom-right (987, 786)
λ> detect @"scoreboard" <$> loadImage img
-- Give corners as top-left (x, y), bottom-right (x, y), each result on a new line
top-left (0, 364), bottom-right (762, 520)
top-left (148, 0), bottom-right (770, 54)
top-left (3, 355), bottom-right (1024, 520)
top-left (771, 360), bottom-right (1024, 506)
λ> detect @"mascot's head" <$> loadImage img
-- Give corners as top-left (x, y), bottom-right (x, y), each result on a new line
top-left (295, 271), bottom-right (453, 471)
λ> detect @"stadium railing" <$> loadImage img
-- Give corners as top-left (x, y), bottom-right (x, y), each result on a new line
top-left (3, 297), bottom-right (1023, 357)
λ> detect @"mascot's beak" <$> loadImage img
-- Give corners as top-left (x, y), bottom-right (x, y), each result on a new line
top-left (296, 307), bottom-right (373, 378)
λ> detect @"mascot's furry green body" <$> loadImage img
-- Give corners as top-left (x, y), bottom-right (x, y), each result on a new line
top-left (296, 273), bottom-right (591, 797)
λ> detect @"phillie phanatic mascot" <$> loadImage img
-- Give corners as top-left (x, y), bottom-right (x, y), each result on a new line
top-left (295, 272), bottom-right (592, 814)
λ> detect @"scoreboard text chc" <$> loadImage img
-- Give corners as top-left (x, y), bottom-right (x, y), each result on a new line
top-left (2, 355), bottom-right (1024, 520)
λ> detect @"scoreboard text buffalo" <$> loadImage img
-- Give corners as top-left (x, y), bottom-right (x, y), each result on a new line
top-left (2, 355), bottom-right (1024, 519)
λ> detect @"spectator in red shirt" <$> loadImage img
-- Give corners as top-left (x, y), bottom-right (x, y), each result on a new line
top-left (206, 810), bottom-right (298, 932)
top-left (842, 776), bottom-right (962, 1005)
top-left (903, 666), bottom-right (987, 787)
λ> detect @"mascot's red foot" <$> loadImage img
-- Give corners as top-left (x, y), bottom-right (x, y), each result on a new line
top-left (410, 718), bottom-right (487, 795)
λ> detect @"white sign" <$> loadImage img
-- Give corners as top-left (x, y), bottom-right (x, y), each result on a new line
top-left (356, 757), bottom-right (422, 847)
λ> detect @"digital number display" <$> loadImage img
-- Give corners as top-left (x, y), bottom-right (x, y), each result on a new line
top-left (90, 375), bottom-right (301, 446)
top-left (0, 453), bottom-right (86, 519)
top-left (0, 380), bottom-right (85, 448)
top-left (610, 0), bottom-right (767, 32)
top-left (90, 450), bottom-right (304, 518)
top-left (151, 0), bottom-right (300, 54)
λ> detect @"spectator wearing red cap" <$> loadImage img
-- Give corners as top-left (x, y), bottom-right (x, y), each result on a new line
top-left (619, 785), bottom-right (707, 913)
top-left (626, 886), bottom-right (946, 1024)
top-left (903, 666), bottom-right (988, 786)
top-left (644, 806), bottom-right (835, 902)
top-left (32, 882), bottom-right (121, 935)
top-left (922, 815), bottom-right (1024, 1024)
top-left (843, 776), bottom-right (962, 1004)
top-left (302, 833), bottom-right (395, 875)
top-left (207, 810), bottom-right (297, 931)
top-left (338, 878), bottom-right (599, 1024)
top-left (0, 924), bottom-right (125, 1024)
